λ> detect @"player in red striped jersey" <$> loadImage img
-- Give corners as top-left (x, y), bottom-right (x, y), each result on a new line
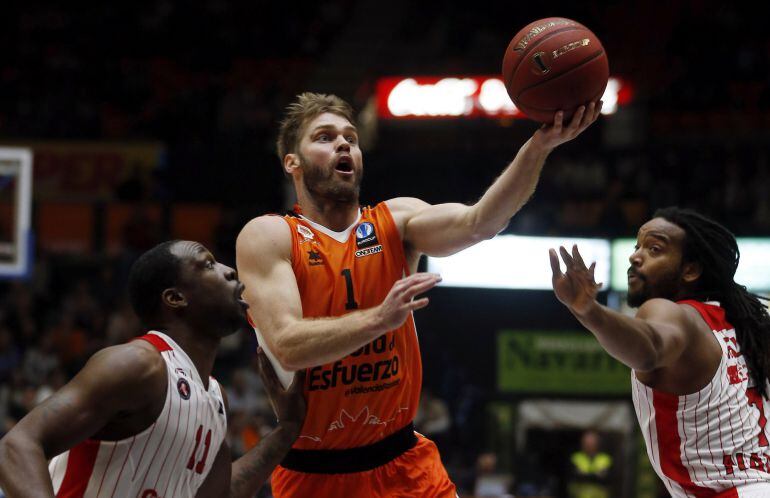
top-left (550, 207), bottom-right (770, 497)
top-left (0, 240), bottom-right (306, 498)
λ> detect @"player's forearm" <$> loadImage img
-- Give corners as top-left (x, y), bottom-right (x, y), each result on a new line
top-left (229, 426), bottom-right (295, 498)
top-left (470, 138), bottom-right (551, 236)
top-left (273, 306), bottom-right (388, 370)
top-left (571, 301), bottom-right (666, 371)
top-left (0, 434), bottom-right (55, 497)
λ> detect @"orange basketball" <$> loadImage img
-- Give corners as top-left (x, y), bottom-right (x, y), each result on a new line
top-left (502, 17), bottom-right (609, 123)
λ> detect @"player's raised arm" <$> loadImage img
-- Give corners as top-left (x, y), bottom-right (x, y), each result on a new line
top-left (236, 216), bottom-right (441, 370)
top-left (0, 342), bottom-right (166, 498)
top-left (549, 244), bottom-right (695, 372)
top-left (387, 103), bottom-right (602, 258)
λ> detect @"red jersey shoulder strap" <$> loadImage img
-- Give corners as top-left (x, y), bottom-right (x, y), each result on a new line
top-left (677, 299), bottom-right (733, 331)
top-left (133, 333), bottom-right (173, 352)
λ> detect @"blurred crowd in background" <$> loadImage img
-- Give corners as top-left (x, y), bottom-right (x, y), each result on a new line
top-left (3, 1), bottom-right (769, 232)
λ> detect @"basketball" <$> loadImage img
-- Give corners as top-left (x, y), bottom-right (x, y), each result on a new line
top-left (502, 17), bottom-right (609, 123)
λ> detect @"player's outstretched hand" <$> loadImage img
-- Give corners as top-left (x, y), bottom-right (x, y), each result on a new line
top-left (549, 244), bottom-right (602, 316)
top-left (532, 100), bottom-right (603, 151)
top-left (376, 272), bottom-right (441, 331)
top-left (257, 347), bottom-right (306, 438)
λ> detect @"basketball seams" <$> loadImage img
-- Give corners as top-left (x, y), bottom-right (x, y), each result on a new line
top-left (505, 25), bottom-right (587, 88)
top-left (515, 50), bottom-right (606, 109)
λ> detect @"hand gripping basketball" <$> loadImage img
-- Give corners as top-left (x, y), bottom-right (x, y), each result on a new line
top-left (502, 17), bottom-right (609, 123)
top-left (532, 100), bottom-right (603, 151)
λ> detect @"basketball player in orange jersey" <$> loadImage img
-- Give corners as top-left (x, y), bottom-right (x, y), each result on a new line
top-left (550, 208), bottom-right (770, 497)
top-left (0, 240), bottom-right (306, 498)
top-left (235, 92), bottom-right (602, 497)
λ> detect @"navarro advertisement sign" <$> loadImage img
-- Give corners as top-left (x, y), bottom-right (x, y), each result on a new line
top-left (498, 330), bottom-right (630, 395)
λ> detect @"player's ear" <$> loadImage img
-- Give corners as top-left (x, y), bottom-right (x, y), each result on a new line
top-left (284, 153), bottom-right (300, 175)
top-left (681, 261), bottom-right (702, 284)
top-left (162, 288), bottom-right (188, 310)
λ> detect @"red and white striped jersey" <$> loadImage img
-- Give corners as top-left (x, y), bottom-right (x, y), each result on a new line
top-left (632, 300), bottom-right (770, 497)
top-left (48, 331), bottom-right (227, 498)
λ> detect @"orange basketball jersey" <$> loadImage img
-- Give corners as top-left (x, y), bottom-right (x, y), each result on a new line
top-left (280, 202), bottom-right (421, 450)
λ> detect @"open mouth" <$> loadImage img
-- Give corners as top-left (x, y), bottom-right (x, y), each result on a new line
top-left (235, 283), bottom-right (249, 309)
top-left (335, 156), bottom-right (353, 173)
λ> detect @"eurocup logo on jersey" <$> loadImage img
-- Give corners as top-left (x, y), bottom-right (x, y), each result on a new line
top-left (355, 222), bottom-right (383, 258)
top-left (177, 378), bottom-right (191, 400)
top-left (355, 222), bottom-right (377, 248)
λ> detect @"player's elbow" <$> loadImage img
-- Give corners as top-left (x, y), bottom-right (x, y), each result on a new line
top-left (631, 335), bottom-right (668, 372)
top-left (472, 222), bottom-right (506, 243)
top-left (429, 223), bottom-right (503, 258)
top-left (0, 437), bottom-right (9, 476)
top-left (485, 222), bottom-right (508, 240)
top-left (632, 354), bottom-right (660, 373)
top-left (0, 431), bottom-right (20, 461)
top-left (273, 349), bottom-right (302, 371)
top-left (0, 431), bottom-right (35, 478)
top-left (468, 209), bottom-right (507, 242)
top-left (271, 336), bottom-right (307, 371)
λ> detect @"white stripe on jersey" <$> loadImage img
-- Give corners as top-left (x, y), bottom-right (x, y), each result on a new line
top-left (634, 375), bottom-right (676, 494)
top-left (48, 331), bottom-right (227, 498)
top-left (50, 451), bottom-right (69, 491)
top-left (632, 301), bottom-right (770, 496)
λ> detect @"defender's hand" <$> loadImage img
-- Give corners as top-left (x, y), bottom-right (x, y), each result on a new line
top-left (257, 348), bottom-right (306, 438)
top-left (531, 101), bottom-right (603, 151)
top-left (549, 244), bottom-right (602, 317)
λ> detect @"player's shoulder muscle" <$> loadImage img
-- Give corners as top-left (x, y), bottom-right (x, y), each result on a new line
top-left (87, 341), bottom-right (167, 396)
top-left (236, 215), bottom-right (292, 265)
top-left (44, 340), bottom-right (168, 422)
top-left (384, 197), bottom-right (429, 232)
top-left (385, 197), bottom-right (430, 215)
top-left (636, 298), bottom-right (693, 329)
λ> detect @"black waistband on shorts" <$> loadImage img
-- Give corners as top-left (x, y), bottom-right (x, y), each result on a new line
top-left (280, 422), bottom-right (418, 474)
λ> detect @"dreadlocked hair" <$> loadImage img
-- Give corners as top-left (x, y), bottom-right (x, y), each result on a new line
top-left (655, 207), bottom-right (770, 397)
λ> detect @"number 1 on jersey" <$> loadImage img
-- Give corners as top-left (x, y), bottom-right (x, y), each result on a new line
top-left (341, 269), bottom-right (358, 310)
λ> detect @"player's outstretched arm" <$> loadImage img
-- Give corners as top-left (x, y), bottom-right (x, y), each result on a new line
top-left (388, 102), bottom-right (602, 258)
top-left (195, 349), bottom-right (306, 498)
top-left (0, 342), bottom-right (166, 498)
top-left (236, 217), bottom-right (441, 370)
top-left (549, 244), bottom-right (692, 371)
top-left (229, 351), bottom-right (305, 496)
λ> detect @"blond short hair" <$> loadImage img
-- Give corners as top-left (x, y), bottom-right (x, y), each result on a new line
top-left (276, 92), bottom-right (355, 161)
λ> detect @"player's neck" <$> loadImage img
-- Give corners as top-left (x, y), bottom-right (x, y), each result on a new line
top-left (165, 325), bottom-right (219, 389)
top-left (297, 193), bottom-right (359, 232)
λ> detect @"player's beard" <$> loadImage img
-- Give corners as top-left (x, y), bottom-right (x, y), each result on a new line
top-left (300, 153), bottom-right (362, 204)
top-left (627, 265), bottom-right (683, 308)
